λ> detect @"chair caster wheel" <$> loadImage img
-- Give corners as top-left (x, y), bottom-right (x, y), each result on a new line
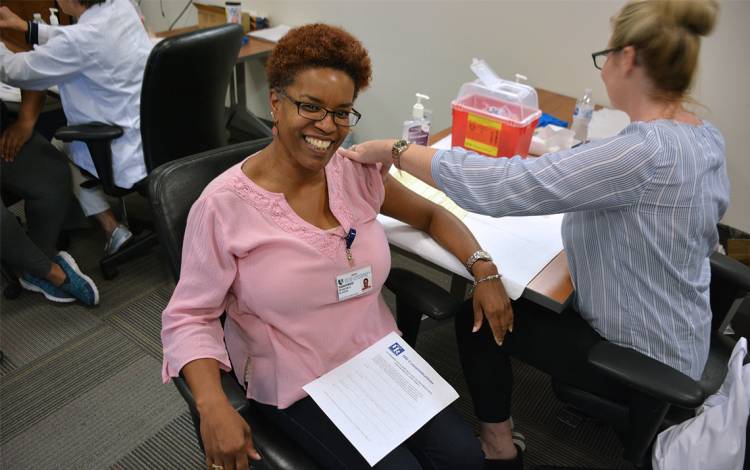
top-left (3, 284), bottom-right (22, 299)
top-left (101, 264), bottom-right (118, 280)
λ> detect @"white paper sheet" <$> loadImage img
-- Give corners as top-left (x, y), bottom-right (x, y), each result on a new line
top-left (379, 213), bottom-right (563, 299)
top-left (303, 332), bottom-right (458, 466)
top-left (380, 136), bottom-right (564, 299)
top-left (247, 24), bottom-right (291, 43)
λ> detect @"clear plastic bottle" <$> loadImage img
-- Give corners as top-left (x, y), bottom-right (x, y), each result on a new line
top-left (571, 88), bottom-right (594, 143)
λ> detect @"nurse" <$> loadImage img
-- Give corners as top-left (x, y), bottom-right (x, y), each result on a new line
top-left (0, 0), bottom-right (153, 256)
top-left (342, 0), bottom-right (727, 467)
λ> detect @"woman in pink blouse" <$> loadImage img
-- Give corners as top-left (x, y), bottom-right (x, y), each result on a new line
top-left (161, 24), bottom-right (512, 470)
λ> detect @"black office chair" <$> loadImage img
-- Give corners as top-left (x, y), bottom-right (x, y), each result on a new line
top-left (54, 23), bottom-right (253, 279)
top-left (390, 252), bottom-right (750, 469)
top-left (148, 140), bottom-right (453, 469)
top-left (545, 252), bottom-right (749, 469)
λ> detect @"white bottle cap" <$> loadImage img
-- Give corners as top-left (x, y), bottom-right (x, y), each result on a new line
top-left (413, 93), bottom-right (430, 119)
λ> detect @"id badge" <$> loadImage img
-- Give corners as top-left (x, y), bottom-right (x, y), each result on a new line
top-left (336, 265), bottom-right (374, 302)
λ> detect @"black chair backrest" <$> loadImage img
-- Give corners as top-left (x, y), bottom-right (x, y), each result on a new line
top-left (149, 138), bottom-right (272, 281)
top-left (140, 24), bottom-right (244, 173)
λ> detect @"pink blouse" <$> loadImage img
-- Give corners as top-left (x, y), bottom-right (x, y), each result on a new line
top-left (161, 152), bottom-right (398, 408)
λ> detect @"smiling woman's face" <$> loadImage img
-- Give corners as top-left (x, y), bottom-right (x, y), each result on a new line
top-left (271, 67), bottom-right (356, 173)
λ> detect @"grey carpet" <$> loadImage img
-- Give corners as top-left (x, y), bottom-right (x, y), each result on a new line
top-left (1, 216), bottom-right (636, 469)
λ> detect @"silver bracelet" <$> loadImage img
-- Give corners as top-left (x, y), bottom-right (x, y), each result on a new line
top-left (465, 249), bottom-right (493, 274)
top-left (470, 273), bottom-right (502, 294)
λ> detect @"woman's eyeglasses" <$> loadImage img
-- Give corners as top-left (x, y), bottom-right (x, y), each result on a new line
top-left (591, 46), bottom-right (623, 70)
top-left (277, 90), bottom-right (362, 127)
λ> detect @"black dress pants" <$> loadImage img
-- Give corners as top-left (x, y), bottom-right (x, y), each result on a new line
top-left (253, 396), bottom-right (484, 470)
top-left (1, 132), bottom-right (71, 278)
top-left (455, 297), bottom-right (628, 423)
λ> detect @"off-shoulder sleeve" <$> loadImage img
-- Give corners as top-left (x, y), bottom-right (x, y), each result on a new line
top-left (161, 195), bottom-right (237, 382)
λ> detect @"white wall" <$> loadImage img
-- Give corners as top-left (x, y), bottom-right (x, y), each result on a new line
top-left (140, 0), bottom-right (750, 232)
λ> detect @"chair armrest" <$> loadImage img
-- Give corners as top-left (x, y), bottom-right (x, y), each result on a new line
top-left (588, 341), bottom-right (705, 409)
top-left (711, 251), bottom-right (750, 292)
top-left (54, 123), bottom-right (124, 142)
top-left (385, 268), bottom-right (463, 321)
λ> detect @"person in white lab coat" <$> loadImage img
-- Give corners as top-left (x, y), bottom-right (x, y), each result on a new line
top-left (0, 0), bottom-right (153, 255)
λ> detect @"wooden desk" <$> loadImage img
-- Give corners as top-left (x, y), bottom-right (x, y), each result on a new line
top-left (428, 87), bottom-right (575, 312)
top-left (155, 25), bottom-right (275, 108)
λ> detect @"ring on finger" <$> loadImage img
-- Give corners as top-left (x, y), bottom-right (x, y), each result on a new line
top-left (211, 465), bottom-right (224, 470)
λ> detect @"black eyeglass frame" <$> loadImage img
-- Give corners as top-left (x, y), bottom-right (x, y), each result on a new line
top-left (591, 46), bottom-right (623, 70)
top-left (276, 89), bottom-right (362, 127)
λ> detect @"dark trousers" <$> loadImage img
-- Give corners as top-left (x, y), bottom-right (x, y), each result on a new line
top-left (455, 297), bottom-right (628, 423)
top-left (253, 397), bottom-right (484, 470)
top-left (1, 132), bottom-right (72, 278)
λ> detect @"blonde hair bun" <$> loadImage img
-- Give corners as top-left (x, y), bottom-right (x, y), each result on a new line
top-left (670, 0), bottom-right (719, 36)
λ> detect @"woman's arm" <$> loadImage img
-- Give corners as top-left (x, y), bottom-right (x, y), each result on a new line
top-left (380, 174), bottom-right (513, 344)
top-left (0, 26), bottom-right (85, 90)
top-left (344, 125), bottom-right (659, 218)
top-left (161, 196), bottom-right (260, 469)
top-left (182, 358), bottom-right (261, 470)
top-left (0, 89), bottom-right (44, 162)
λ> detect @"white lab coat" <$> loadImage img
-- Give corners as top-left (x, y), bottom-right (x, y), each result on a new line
top-left (0, 0), bottom-right (152, 189)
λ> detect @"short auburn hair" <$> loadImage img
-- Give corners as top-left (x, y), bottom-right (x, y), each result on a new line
top-left (266, 23), bottom-right (372, 97)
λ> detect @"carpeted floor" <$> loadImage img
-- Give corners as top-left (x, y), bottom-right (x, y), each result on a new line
top-left (1, 198), bottom-right (636, 469)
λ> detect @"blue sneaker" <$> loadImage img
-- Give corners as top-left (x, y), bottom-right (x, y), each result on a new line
top-left (19, 273), bottom-right (76, 303)
top-left (55, 251), bottom-right (100, 306)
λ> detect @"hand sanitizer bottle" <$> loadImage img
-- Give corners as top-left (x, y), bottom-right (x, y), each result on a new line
top-left (32, 13), bottom-right (46, 24)
top-left (402, 93), bottom-right (431, 145)
top-left (49, 8), bottom-right (59, 25)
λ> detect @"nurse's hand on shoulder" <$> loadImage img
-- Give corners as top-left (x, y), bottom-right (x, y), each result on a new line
top-left (199, 400), bottom-right (261, 470)
top-left (340, 139), bottom-right (395, 166)
top-left (471, 262), bottom-right (514, 346)
top-left (0, 7), bottom-right (27, 32)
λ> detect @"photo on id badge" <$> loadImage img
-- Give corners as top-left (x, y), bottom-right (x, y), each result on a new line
top-left (336, 265), bottom-right (373, 301)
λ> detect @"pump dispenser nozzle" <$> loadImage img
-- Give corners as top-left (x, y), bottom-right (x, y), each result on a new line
top-left (49, 8), bottom-right (59, 25)
top-left (412, 93), bottom-right (430, 119)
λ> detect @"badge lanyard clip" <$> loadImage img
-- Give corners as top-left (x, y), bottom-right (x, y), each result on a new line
top-left (345, 228), bottom-right (357, 262)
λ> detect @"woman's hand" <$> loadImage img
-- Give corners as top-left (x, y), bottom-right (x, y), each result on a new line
top-left (471, 261), bottom-right (514, 345)
top-left (198, 399), bottom-right (261, 470)
top-left (0, 119), bottom-right (34, 162)
top-left (0, 7), bottom-right (27, 32)
top-left (339, 139), bottom-right (395, 166)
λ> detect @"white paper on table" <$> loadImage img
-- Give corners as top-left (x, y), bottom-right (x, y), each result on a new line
top-left (380, 135), bottom-right (564, 299)
top-left (247, 24), bottom-right (291, 43)
top-left (303, 332), bottom-right (458, 466)
top-left (378, 213), bottom-right (563, 299)
top-left (431, 134), bottom-right (453, 150)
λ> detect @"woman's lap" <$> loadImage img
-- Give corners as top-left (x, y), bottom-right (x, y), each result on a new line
top-left (252, 397), bottom-right (483, 470)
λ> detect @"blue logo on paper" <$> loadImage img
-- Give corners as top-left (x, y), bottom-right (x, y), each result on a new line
top-left (388, 342), bottom-right (405, 356)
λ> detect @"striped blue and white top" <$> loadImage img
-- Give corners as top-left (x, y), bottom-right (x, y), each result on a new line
top-left (431, 120), bottom-right (730, 379)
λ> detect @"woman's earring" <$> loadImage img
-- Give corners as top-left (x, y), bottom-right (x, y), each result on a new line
top-left (271, 111), bottom-right (278, 137)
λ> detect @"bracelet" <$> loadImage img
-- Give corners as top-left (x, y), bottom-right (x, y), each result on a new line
top-left (470, 274), bottom-right (502, 293)
top-left (465, 249), bottom-right (493, 274)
